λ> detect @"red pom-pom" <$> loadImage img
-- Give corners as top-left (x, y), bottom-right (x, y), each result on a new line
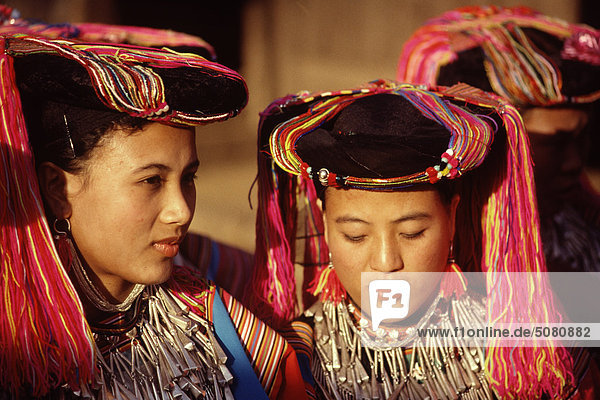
top-left (426, 166), bottom-right (440, 183)
top-left (328, 172), bottom-right (338, 187)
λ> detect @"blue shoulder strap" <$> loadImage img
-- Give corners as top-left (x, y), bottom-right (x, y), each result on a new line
top-left (211, 288), bottom-right (269, 399)
top-left (206, 240), bottom-right (220, 282)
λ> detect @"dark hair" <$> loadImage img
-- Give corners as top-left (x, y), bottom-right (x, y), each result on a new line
top-left (23, 99), bottom-right (150, 173)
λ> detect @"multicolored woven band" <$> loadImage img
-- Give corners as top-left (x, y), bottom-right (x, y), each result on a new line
top-left (268, 80), bottom-right (505, 190)
top-left (398, 5), bottom-right (600, 107)
top-left (4, 33), bottom-right (246, 125)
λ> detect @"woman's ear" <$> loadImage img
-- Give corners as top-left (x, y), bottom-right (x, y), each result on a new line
top-left (449, 193), bottom-right (460, 238)
top-left (37, 162), bottom-right (79, 219)
top-left (317, 197), bottom-right (330, 245)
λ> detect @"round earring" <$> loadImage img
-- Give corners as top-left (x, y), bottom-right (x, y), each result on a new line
top-left (53, 218), bottom-right (74, 269)
top-left (53, 218), bottom-right (71, 237)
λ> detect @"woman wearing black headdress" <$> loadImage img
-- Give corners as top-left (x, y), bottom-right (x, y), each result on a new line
top-left (247, 80), bottom-right (598, 399)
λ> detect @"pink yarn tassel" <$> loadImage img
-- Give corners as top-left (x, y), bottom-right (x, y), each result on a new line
top-left (300, 178), bottom-right (330, 309)
top-left (483, 107), bottom-right (573, 398)
top-left (440, 262), bottom-right (467, 298)
top-left (247, 152), bottom-right (298, 328)
top-left (307, 265), bottom-right (346, 304)
top-left (0, 41), bottom-right (94, 396)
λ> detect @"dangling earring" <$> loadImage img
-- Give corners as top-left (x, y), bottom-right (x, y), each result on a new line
top-left (308, 252), bottom-right (346, 304)
top-left (53, 218), bottom-right (74, 269)
top-left (448, 241), bottom-right (456, 265)
top-left (440, 241), bottom-right (467, 297)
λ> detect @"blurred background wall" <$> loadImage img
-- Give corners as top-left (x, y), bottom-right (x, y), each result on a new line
top-left (4, 0), bottom-right (596, 252)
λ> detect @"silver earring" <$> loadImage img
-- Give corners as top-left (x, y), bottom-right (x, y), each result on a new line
top-left (53, 217), bottom-right (71, 237)
top-left (328, 252), bottom-right (333, 269)
top-left (448, 241), bottom-right (455, 264)
top-left (53, 218), bottom-right (74, 270)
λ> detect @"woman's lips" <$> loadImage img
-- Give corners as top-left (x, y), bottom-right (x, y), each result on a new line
top-left (153, 242), bottom-right (180, 258)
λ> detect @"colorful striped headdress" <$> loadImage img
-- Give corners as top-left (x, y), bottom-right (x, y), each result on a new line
top-left (0, 10), bottom-right (247, 396)
top-left (397, 5), bottom-right (600, 107)
top-left (249, 79), bottom-right (574, 398)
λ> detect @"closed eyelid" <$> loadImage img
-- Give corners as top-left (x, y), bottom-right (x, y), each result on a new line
top-left (343, 233), bottom-right (367, 242)
top-left (401, 229), bottom-right (426, 238)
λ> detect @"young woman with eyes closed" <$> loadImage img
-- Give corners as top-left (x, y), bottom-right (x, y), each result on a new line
top-left (0, 17), bottom-right (306, 399)
top-left (247, 80), bottom-right (597, 399)
top-left (322, 186), bottom-right (459, 324)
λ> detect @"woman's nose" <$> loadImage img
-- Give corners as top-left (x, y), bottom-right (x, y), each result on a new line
top-left (161, 184), bottom-right (194, 226)
top-left (370, 236), bottom-right (403, 273)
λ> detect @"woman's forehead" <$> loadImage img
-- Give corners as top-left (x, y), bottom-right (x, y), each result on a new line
top-left (324, 187), bottom-right (442, 215)
top-left (85, 123), bottom-right (197, 171)
top-left (522, 107), bottom-right (589, 136)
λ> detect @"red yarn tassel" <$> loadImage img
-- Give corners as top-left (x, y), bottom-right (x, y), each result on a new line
top-left (440, 262), bottom-right (467, 298)
top-left (246, 151), bottom-right (298, 328)
top-left (308, 264), bottom-right (347, 304)
top-left (301, 178), bottom-right (329, 309)
top-left (0, 41), bottom-right (93, 397)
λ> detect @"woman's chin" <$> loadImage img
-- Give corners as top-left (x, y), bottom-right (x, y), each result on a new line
top-left (136, 262), bottom-right (174, 286)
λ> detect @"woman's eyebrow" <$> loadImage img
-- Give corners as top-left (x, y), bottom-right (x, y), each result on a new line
top-left (392, 212), bottom-right (431, 224)
top-left (335, 212), bottom-right (431, 224)
top-left (132, 159), bottom-right (199, 174)
top-left (132, 163), bottom-right (170, 174)
top-left (335, 216), bottom-right (369, 224)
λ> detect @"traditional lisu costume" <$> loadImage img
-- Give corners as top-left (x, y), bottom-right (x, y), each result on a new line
top-left (397, 5), bottom-right (600, 274)
top-left (247, 79), bottom-right (597, 398)
top-left (0, 7), bottom-right (305, 399)
top-left (0, 3), bottom-right (253, 301)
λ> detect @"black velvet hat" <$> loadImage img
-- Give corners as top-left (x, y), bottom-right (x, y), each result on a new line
top-left (262, 81), bottom-right (503, 191)
top-left (8, 35), bottom-right (247, 125)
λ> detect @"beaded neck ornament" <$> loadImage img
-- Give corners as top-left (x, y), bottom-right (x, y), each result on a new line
top-left (307, 285), bottom-right (493, 399)
top-left (249, 79), bottom-right (574, 398)
top-left (397, 5), bottom-right (600, 107)
top-left (0, 11), bottom-right (247, 397)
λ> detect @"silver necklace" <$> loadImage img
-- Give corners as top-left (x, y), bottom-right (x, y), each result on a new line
top-left (307, 293), bottom-right (494, 400)
top-left (64, 286), bottom-right (235, 400)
